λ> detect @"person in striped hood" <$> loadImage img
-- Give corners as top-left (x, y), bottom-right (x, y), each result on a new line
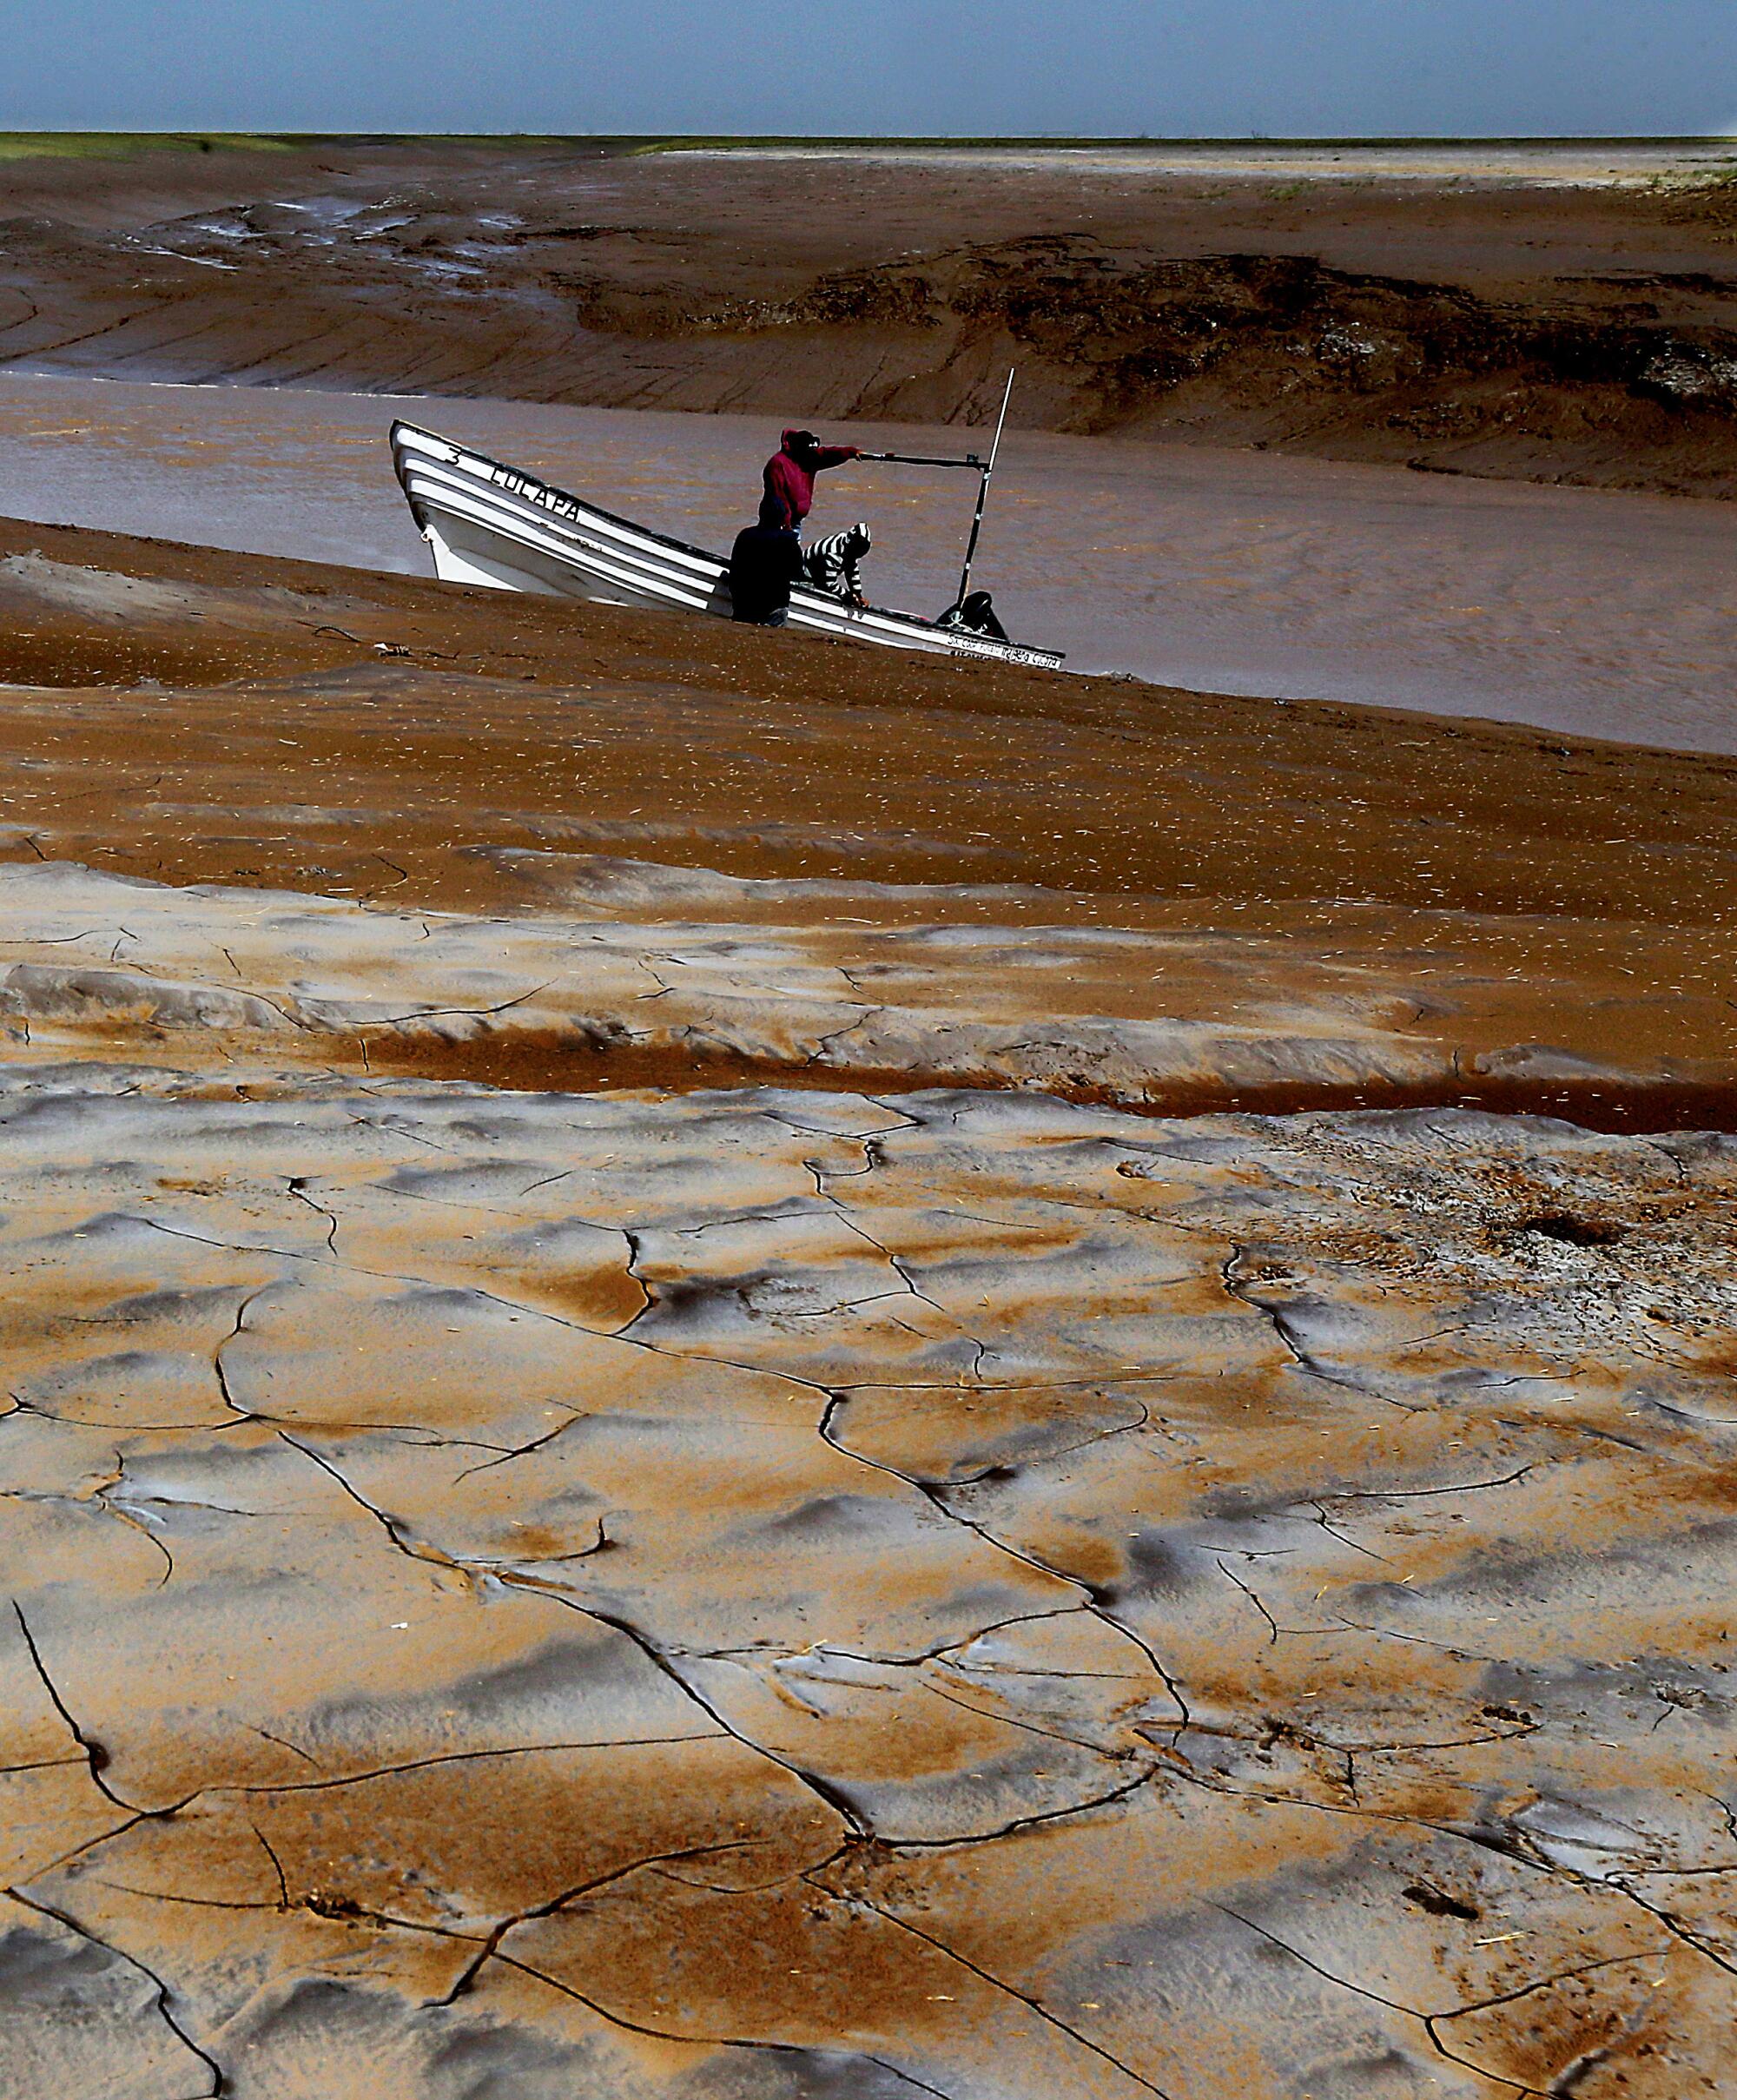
top-left (803, 521), bottom-right (873, 609)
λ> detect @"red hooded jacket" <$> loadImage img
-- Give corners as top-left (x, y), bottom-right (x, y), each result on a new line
top-left (759, 429), bottom-right (860, 532)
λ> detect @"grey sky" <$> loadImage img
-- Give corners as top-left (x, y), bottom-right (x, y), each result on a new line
top-left (7, 0), bottom-right (1734, 139)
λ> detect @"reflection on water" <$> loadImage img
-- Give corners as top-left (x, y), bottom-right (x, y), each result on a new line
top-left (1, 371), bottom-right (1733, 752)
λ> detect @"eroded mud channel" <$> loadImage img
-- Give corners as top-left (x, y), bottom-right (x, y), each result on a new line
top-left (0, 518), bottom-right (1734, 2097)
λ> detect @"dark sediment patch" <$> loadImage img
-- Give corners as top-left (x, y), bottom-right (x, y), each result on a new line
top-left (349, 1025), bottom-right (1737, 1134)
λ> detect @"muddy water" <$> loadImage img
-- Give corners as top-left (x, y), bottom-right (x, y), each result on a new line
top-left (2, 369), bottom-right (1734, 751)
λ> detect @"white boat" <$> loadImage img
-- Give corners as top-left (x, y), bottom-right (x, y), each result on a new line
top-left (388, 420), bottom-right (1065, 670)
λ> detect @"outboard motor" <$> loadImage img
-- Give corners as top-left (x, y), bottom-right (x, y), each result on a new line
top-left (940, 589), bottom-right (1008, 641)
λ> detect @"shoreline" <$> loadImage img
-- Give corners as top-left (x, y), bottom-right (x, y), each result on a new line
top-left (5, 373), bottom-right (1734, 751)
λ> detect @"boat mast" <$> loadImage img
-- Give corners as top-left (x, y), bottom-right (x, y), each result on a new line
top-left (954, 367), bottom-right (1015, 611)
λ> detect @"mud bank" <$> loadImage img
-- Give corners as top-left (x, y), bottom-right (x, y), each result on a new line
top-left (1, 513), bottom-right (1734, 2096)
top-left (0, 513), bottom-right (1732, 1086)
top-left (2, 135), bottom-right (1735, 494)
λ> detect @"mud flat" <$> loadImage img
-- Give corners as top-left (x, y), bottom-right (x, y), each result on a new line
top-left (2, 134), bottom-right (1735, 495)
top-left (1, 517), bottom-right (1735, 2097)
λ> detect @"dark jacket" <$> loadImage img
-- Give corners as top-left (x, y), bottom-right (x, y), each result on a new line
top-left (759, 430), bottom-right (860, 532)
top-left (728, 524), bottom-right (806, 624)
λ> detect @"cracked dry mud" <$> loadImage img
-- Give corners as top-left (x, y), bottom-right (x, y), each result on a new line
top-left (0, 519), bottom-right (1734, 2097)
top-left (3, 1065), bottom-right (1734, 2097)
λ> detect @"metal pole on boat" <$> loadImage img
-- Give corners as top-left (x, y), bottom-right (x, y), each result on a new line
top-left (856, 449), bottom-right (983, 468)
top-left (954, 367), bottom-right (1015, 611)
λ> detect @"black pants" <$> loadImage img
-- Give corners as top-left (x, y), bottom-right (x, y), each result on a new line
top-left (729, 526), bottom-right (802, 624)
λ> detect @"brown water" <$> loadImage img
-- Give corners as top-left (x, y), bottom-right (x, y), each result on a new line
top-left (2, 370), bottom-right (1734, 751)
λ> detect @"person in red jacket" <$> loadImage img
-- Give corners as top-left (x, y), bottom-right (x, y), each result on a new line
top-left (759, 428), bottom-right (861, 533)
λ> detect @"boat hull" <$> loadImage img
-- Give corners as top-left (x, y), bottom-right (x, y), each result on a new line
top-left (389, 421), bottom-right (1064, 670)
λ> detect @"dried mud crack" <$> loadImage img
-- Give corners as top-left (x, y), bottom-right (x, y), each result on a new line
top-left (0, 518), bottom-right (1733, 2096)
top-left (3, 1071), bottom-right (1734, 2097)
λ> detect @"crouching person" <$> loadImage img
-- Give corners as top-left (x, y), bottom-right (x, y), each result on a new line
top-left (728, 524), bottom-right (805, 627)
top-left (804, 521), bottom-right (873, 610)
